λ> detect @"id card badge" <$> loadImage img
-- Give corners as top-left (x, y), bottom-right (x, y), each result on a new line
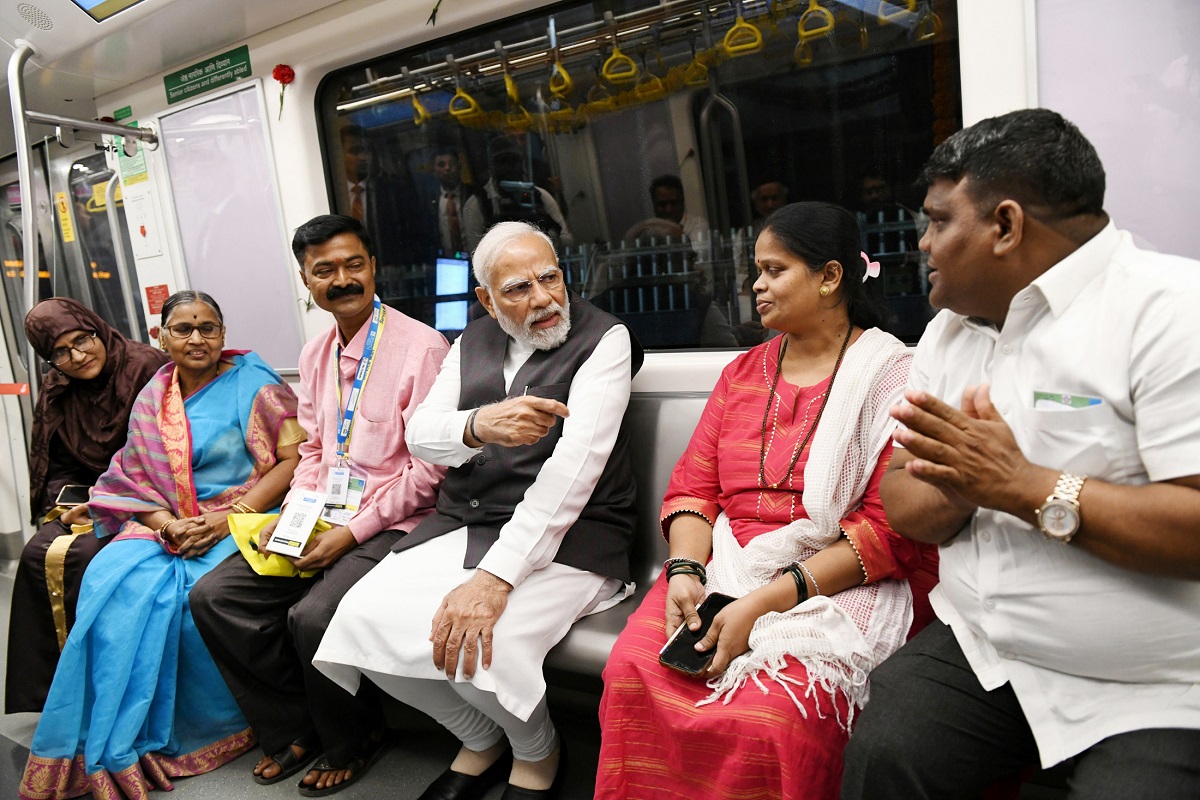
top-left (266, 491), bottom-right (326, 557)
top-left (325, 467), bottom-right (352, 509)
top-left (321, 471), bottom-right (366, 525)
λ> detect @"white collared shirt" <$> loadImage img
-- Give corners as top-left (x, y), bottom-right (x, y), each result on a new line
top-left (910, 223), bottom-right (1200, 767)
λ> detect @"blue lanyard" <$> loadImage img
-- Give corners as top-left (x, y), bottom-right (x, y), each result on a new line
top-left (335, 295), bottom-right (385, 462)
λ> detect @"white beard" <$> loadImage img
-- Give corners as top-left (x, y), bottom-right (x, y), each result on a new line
top-left (496, 299), bottom-right (572, 351)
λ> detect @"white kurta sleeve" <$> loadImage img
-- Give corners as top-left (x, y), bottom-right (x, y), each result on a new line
top-left (405, 338), bottom-right (481, 468)
top-left (477, 325), bottom-right (632, 588)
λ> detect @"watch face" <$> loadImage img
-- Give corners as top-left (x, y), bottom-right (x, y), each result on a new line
top-left (1041, 499), bottom-right (1080, 539)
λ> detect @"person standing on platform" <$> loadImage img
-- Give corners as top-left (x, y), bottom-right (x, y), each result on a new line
top-left (190, 214), bottom-right (449, 796)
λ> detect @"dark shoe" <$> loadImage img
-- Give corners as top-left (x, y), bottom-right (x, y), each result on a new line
top-left (499, 739), bottom-right (566, 800)
top-left (252, 739), bottom-right (322, 786)
top-left (417, 749), bottom-right (513, 800)
top-left (297, 733), bottom-right (390, 797)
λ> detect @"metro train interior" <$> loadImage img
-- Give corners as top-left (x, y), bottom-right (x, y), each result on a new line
top-left (0, 0), bottom-right (1195, 797)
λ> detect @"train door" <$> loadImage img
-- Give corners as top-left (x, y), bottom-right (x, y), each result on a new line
top-left (46, 150), bottom-right (149, 342)
top-left (156, 82), bottom-right (305, 368)
top-left (0, 146), bottom-right (63, 555)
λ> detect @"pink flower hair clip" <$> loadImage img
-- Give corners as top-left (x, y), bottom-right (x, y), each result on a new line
top-left (860, 252), bottom-right (881, 282)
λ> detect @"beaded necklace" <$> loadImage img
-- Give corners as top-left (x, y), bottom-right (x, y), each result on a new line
top-left (758, 323), bottom-right (854, 489)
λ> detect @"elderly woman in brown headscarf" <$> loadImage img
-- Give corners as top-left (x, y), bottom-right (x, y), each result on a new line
top-left (5, 297), bottom-right (167, 713)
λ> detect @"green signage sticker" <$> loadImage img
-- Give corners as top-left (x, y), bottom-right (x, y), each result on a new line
top-left (113, 105), bottom-right (132, 121)
top-left (164, 45), bottom-right (252, 106)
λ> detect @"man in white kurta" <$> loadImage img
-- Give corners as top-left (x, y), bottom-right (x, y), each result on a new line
top-left (841, 110), bottom-right (1200, 799)
top-left (315, 221), bottom-right (640, 799)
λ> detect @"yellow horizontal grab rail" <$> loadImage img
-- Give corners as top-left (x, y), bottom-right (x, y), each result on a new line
top-left (798, 0), bottom-right (835, 42)
top-left (723, 14), bottom-right (763, 56)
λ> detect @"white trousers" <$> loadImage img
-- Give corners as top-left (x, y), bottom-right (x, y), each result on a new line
top-left (314, 527), bottom-right (624, 723)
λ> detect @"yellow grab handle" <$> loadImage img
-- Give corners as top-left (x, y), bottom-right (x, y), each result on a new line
top-left (723, 15), bottom-right (763, 56)
top-left (878, 0), bottom-right (917, 25)
top-left (793, 39), bottom-right (814, 66)
top-left (683, 57), bottom-right (709, 87)
top-left (506, 105), bottom-right (533, 130)
top-left (448, 86), bottom-right (482, 119)
top-left (798, 0), bottom-right (835, 42)
top-left (504, 73), bottom-right (520, 106)
top-left (634, 73), bottom-right (665, 100)
top-left (602, 46), bottom-right (639, 85)
top-left (917, 10), bottom-right (942, 41)
top-left (549, 61), bottom-right (573, 99)
top-left (411, 94), bottom-right (430, 126)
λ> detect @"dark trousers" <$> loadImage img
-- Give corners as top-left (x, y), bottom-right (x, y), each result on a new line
top-left (6, 519), bottom-right (107, 713)
top-left (840, 621), bottom-right (1200, 800)
top-left (190, 530), bottom-right (401, 765)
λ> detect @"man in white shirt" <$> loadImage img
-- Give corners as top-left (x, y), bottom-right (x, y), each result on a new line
top-left (314, 221), bottom-right (641, 800)
top-left (839, 109), bottom-right (1200, 798)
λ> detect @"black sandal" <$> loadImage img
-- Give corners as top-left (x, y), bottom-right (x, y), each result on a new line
top-left (297, 733), bottom-right (390, 797)
top-left (252, 738), bottom-right (322, 786)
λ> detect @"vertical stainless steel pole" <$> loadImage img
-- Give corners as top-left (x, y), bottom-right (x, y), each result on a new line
top-left (7, 39), bottom-right (38, 402)
top-left (104, 176), bottom-right (146, 342)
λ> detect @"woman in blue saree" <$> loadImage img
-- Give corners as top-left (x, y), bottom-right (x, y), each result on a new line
top-left (19, 291), bottom-right (303, 800)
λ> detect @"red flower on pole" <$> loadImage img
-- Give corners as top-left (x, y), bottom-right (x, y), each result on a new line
top-left (272, 64), bottom-right (295, 120)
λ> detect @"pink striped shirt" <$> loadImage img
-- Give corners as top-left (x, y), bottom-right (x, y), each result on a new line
top-left (286, 304), bottom-right (449, 543)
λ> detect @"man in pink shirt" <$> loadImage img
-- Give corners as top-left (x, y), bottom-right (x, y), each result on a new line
top-left (191, 215), bottom-right (448, 796)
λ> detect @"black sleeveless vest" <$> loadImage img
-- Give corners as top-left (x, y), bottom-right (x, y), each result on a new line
top-left (396, 294), bottom-right (643, 582)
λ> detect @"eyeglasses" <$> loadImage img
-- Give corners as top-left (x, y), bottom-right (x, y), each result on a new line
top-left (48, 332), bottom-right (97, 366)
top-left (499, 269), bottom-right (564, 302)
top-left (163, 322), bottom-right (224, 340)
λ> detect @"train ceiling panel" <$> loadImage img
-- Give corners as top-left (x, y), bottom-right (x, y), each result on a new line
top-left (0, 0), bottom-right (342, 156)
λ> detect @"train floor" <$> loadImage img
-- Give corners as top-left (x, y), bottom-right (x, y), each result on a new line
top-left (0, 559), bottom-right (604, 800)
top-left (0, 558), bottom-right (1072, 800)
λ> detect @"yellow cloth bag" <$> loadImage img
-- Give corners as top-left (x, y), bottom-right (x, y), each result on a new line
top-left (228, 512), bottom-right (327, 579)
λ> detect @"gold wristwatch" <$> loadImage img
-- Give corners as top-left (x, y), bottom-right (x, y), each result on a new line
top-left (1036, 472), bottom-right (1086, 543)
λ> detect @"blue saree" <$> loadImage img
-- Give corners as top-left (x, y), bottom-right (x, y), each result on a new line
top-left (20, 352), bottom-right (298, 800)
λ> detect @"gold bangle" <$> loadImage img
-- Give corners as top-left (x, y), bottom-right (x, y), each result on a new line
top-left (231, 501), bottom-right (258, 514)
top-left (158, 519), bottom-right (173, 538)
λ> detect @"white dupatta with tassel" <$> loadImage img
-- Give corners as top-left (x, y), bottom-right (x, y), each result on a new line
top-left (700, 328), bottom-right (912, 731)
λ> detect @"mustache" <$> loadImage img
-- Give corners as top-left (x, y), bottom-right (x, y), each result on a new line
top-left (526, 303), bottom-right (564, 327)
top-left (326, 283), bottom-right (365, 300)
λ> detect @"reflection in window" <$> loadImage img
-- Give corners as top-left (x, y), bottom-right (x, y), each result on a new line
top-left (318, 0), bottom-right (960, 346)
top-left (65, 154), bottom-right (147, 339)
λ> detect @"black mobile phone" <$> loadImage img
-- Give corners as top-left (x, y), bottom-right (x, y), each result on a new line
top-left (658, 592), bottom-right (737, 675)
top-left (54, 484), bottom-right (91, 507)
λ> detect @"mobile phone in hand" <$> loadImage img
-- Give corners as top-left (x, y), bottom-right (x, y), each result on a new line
top-left (55, 484), bottom-right (90, 507)
top-left (658, 592), bottom-right (737, 675)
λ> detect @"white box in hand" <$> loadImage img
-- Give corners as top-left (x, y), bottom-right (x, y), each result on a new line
top-left (265, 491), bottom-right (326, 557)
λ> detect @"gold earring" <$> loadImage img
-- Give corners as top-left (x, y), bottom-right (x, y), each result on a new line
top-left (819, 285), bottom-right (830, 297)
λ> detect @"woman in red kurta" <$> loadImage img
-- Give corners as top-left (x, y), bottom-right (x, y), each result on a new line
top-left (597, 202), bottom-right (938, 800)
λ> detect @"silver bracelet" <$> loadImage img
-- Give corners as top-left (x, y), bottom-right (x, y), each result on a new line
top-left (799, 562), bottom-right (821, 597)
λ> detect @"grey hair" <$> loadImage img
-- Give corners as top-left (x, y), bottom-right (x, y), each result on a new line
top-left (471, 221), bottom-right (557, 288)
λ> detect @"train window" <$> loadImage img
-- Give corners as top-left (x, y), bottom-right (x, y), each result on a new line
top-left (317, 0), bottom-right (960, 347)
top-left (63, 154), bottom-right (148, 339)
top-left (0, 179), bottom-right (53, 362)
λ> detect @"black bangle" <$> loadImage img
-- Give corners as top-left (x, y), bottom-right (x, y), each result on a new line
top-left (666, 564), bottom-right (707, 585)
top-left (784, 562), bottom-right (808, 605)
top-left (468, 409), bottom-right (482, 445)
top-left (664, 556), bottom-right (704, 572)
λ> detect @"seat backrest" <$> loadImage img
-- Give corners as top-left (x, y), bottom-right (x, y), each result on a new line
top-left (622, 391), bottom-right (710, 588)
